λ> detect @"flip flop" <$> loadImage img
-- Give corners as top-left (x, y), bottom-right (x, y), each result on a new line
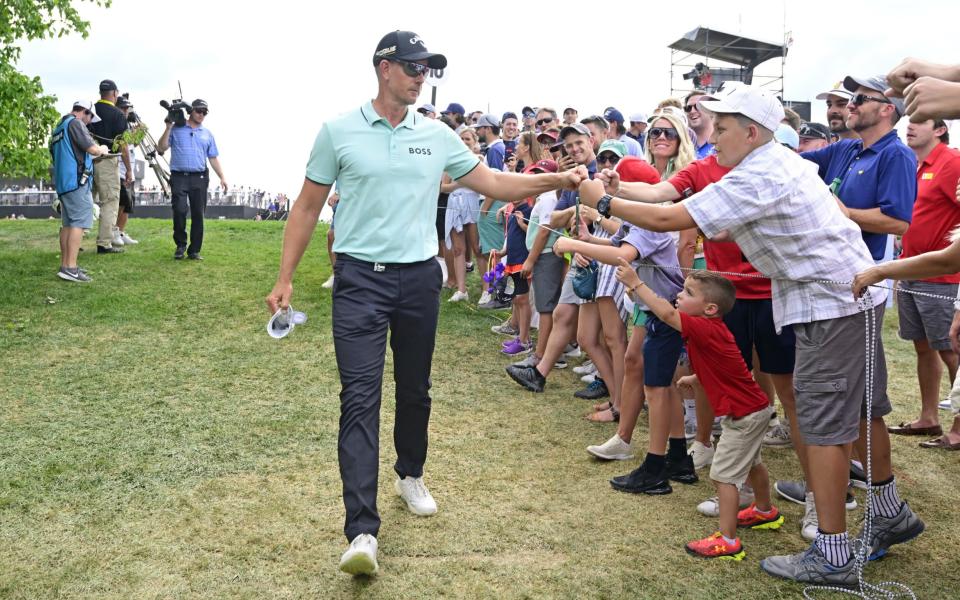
top-left (586, 406), bottom-right (620, 423)
top-left (888, 422), bottom-right (943, 436)
top-left (918, 436), bottom-right (960, 450)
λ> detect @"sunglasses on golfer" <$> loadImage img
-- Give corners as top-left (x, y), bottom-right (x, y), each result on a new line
top-left (648, 127), bottom-right (680, 140)
top-left (849, 93), bottom-right (892, 107)
top-left (392, 59), bottom-right (430, 77)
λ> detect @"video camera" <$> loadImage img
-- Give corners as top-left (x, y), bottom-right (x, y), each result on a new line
top-left (160, 98), bottom-right (192, 127)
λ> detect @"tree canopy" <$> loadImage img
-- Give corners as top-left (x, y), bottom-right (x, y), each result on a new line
top-left (0, 0), bottom-right (111, 180)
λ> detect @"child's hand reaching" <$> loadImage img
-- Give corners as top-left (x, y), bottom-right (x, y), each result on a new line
top-left (676, 374), bottom-right (699, 396)
top-left (615, 257), bottom-right (642, 290)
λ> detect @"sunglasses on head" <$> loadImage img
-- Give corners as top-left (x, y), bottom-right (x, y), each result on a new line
top-left (597, 153), bottom-right (621, 165)
top-left (849, 93), bottom-right (892, 107)
top-left (798, 125), bottom-right (827, 140)
top-left (536, 117), bottom-right (554, 126)
top-left (648, 127), bottom-right (679, 140)
top-left (391, 59), bottom-right (430, 77)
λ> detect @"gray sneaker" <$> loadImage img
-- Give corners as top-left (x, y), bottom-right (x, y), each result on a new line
top-left (511, 354), bottom-right (540, 368)
top-left (760, 543), bottom-right (857, 586)
top-left (491, 321), bottom-right (519, 336)
top-left (858, 501), bottom-right (925, 561)
top-left (57, 267), bottom-right (92, 283)
top-left (776, 479), bottom-right (858, 510)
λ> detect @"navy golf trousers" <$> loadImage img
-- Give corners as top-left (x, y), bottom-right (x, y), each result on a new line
top-left (331, 253), bottom-right (442, 541)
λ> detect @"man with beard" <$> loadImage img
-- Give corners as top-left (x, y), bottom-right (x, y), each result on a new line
top-left (816, 82), bottom-right (858, 142)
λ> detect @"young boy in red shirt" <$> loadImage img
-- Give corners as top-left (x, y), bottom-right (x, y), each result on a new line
top-left (615, 261), bottom-right (783, 559)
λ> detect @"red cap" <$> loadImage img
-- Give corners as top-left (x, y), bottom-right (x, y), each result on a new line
top-left (523, 159), bottom-right (559, 174)
top-left (615, 156), bottom-right (660, 184)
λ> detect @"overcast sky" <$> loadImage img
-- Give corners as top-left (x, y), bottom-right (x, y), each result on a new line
top-left (17, 0), bottom-right (954, 197)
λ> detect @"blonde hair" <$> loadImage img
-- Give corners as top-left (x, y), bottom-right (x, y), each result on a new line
top-left (644, 111), bottom-right (696, 179)
top-left (657, 97), bottom-right (683, 111)
top-left (459, 128), bottom-right (480, 154)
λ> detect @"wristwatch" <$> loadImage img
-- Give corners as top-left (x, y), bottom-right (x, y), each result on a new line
top-left (596, 194), bottom-right (613, 218)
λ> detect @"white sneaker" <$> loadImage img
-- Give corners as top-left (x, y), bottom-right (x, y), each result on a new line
top-left (573, 360), bottom-right (595, 375)
top-left (563, 343), bottom-right (582, 359)
top-left (580, 373), bottom-right (597, 384)
top-left (587, 434), bottom-right (635, 461)
top-left (477, 290), bottom-right (492, 306)
top-left (111, 227), bottom-right (125, 246)
top-left (940, 398), bottom-right (953, 410)
top-left (448, 290), bottom-right (469, 302)
top-left (801, 491), bottom-right (819, 541)
top-left (339, 533), bottom-right (379, 576)
top-left (120, 231), bottom-right (139, 244)
top-left (688, 440), bottom-right (714, 469)
top-left (321, 275), bottom-right (335, 289)
top-left (762, 423), bottom-right (793, 447)
top-left (395, 476), bottom-right (437, 516)
top-left (696, 484), bottom-right (756, 517)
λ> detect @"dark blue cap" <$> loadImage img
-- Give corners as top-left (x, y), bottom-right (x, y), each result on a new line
top-left (502, 111), bottom-right (518, 122)
top-left (603, 107), bottom-right (625, 123)
top-left (441, 102), bottom-right (465, 115)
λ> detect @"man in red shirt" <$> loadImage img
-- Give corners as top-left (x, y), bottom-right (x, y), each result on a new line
top-left (889, 119), bottom-right (960, 438)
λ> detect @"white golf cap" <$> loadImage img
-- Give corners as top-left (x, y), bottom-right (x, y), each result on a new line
top-left (72, 99), bottom-right (101, 123)
top-left (629, 111), bottom-right (648, 123)
top-left (698, 85), bottom-right (784, 133)
top-left (815, 81), bottom-right (853, 101)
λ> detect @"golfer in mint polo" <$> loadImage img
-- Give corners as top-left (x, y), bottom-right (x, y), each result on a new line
top-left (265, 30), bottom-right (586, 576)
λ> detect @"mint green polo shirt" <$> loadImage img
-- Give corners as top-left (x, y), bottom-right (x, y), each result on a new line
top-left (306, 101), bottom-right (481, 263)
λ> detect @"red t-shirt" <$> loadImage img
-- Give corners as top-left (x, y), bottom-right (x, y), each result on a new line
top-left (680, 312), bottom-right (770, 418)
top-left (900, 143), bottom-right (960, 283)
top-left (669, 156), bottom-right (771, 298)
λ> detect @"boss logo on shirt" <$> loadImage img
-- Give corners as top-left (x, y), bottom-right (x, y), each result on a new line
top-left (409, 147), bottom-right (432, 156)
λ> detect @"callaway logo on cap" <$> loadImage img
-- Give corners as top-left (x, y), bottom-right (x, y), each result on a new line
top-left (372, 30), bottom-right (447, 69)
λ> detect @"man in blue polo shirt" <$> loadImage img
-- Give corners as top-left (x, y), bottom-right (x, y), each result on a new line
top-left (157, 99), bottom-right (228, 260)
top-left (801, 75), bottom-right (916, 261)
top-left (265, 30), bottom-right (585, 577)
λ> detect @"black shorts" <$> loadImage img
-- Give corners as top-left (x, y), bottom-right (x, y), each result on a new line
top-left (510, 271), bottom-right (530, 296)
top-left (723, 298), bottom-right (795, 375)
top-left (119, 184), bottom-right (134, 214)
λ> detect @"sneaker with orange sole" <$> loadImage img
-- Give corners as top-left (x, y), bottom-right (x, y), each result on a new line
top-left (737, 503), bottom-right (785, 530)
top-left (685, 532), bottom-right (745, 560)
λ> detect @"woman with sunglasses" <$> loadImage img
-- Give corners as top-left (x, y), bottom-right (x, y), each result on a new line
top-left (645, 111), bottom-right (698, 270)
top-left (440, 128), bottom-right (484, 300)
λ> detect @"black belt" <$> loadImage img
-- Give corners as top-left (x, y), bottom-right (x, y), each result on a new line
top-left (171, 170), bottom-right (207, 176)
top-left (340, 254), bottom-right (433, 272)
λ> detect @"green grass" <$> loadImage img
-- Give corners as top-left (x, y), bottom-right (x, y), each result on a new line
top-left (1, 219), bottom-right (958, 599)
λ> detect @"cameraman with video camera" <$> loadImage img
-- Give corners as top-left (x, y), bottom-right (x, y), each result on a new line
top-left (157, 98), bottom-right (228, 260)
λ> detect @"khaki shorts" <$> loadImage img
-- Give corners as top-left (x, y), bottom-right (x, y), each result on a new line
top-left (710, 406), bottom-right (772, 485)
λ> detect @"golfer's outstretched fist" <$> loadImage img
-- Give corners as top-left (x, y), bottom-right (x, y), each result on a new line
top-left (560, 165), bottom-right (588, 190)
top-left (266, 280), bottom-right (293, 314)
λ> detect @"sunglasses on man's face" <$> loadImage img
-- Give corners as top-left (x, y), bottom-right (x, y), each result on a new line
top-left (849, 93), bottom-right (892, 107)
top-left (193, 109), bottom-right (208, 115)
top-left (683, 103), bottom-right (701, 113)
top-left (597, 153), bottom-right (621, 165)
top-left (648, 127), bottom-right (680, 140)
top-left (536, 117), bottom-right (554, 127)
top-left (392, 59), bottom-right (429, 77)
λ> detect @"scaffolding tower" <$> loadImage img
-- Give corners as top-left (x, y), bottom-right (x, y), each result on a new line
top-left (669, 27), bottom-right (788, 98)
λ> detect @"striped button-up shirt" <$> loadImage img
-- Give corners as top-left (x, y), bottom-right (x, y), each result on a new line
top-left (684, 141), bottom-right (885, 331)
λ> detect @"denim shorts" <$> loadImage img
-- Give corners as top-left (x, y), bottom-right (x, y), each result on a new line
top-left (60, 184), bottom-right (94, 229)
top-left (642, 312), bottom-right (683, 387)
